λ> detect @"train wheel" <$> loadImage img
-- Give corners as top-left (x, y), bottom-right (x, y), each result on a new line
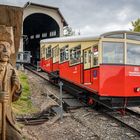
top-left (87, 97), bottom-right (98, 109)
top-left (117, 109), bottom-right (126, 116)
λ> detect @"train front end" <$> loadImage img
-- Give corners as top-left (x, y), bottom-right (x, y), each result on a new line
top-left (99, 31), bottom-right (140, 108)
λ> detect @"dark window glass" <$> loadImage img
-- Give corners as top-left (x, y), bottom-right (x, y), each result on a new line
top-left (70, 45), bottom-right (81, 65)
top-left (88, 50), bottom-right (91, 63)
top-left (46, 45), bottom-right (51, 58)
top-left (104, 34), bottom-right (124, 39)
top-left (127, 43), bottom-right (140, 65)
top-left (102, 42), bottom-right (124, 64)
top-left (93, 46), bottom-right (98, 66)
top-left (126, 34), bottom-right (140, 41)
top-left (60, 45), bottom-right (69, 62)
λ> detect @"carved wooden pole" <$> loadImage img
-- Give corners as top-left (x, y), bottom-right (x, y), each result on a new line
top-left (2, 96), bottom-right (6, 140)
top-left (1, 66), bottom-right (8, 140)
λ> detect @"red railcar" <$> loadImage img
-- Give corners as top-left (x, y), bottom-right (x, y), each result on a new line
top-left (40, 31), bottom-right (140, 109)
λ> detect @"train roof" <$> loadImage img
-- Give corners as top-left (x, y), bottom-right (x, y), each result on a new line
top-left (41, 30), bottom-right (140, 43)
top-left (101, 30), bottom-right (140, 37)
top-left (40, 35), bottom-right (100, 43)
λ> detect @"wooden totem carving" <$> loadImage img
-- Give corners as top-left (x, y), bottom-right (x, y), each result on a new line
top-left (0, 25), bottom-right (22, 140)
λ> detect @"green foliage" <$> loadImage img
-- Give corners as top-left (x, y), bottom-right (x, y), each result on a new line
top-left (132, 18), bottom-right (140, 32)
top-left (63, 26), bottom-right (75, 36)
top-left (12, 71), bottom-right (37, 115)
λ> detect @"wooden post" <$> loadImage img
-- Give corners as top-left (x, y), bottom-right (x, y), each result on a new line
top-left (1, 66), bottom-right (8, 140)
top-left (2, 100), bottom-right (6, 140)
top-left (0, 98), bottom-right (3, 140)
top-left (0, 91), bottom-right (7, 140)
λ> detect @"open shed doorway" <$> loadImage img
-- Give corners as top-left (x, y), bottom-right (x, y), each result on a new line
top-left (23, 13), bottom-right (60, 66)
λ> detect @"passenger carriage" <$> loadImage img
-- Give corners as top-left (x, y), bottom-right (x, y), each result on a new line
top-left (40, 31), bottom-right (140, 109)
top-left (40, 42), bottom-right (59, 73)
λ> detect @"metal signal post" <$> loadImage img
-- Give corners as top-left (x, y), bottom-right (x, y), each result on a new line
top-left (59, 81), bottom-right (63, 122)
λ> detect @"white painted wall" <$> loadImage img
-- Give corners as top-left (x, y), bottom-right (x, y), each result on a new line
top-left (19, 5), bottom-right (64, 52)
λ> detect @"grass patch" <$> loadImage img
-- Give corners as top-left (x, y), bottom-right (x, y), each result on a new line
top-left (12, 71), bottom-right (37, 115)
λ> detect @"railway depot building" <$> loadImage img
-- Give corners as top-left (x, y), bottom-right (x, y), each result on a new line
top-left (20, 2), bottom-right (67, 65)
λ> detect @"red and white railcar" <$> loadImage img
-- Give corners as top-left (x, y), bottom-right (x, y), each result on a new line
top-left (40, 31), bottom-right (140, 109)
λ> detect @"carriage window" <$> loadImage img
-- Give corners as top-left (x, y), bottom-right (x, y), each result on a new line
top-left (126, 34), bottom-right (140, 41)
top-left (102, 42), bottom-right (124, 64)
top-left (46, 45), bottom-right (52, 59)
top-left (84, 51), bottom-right (87, 64)
top-left (93, 46), bottom-right (98, 66)
top-left (104, 34), bottom-right (124, 39)
top-left (52, 45), bottom-right (59, 63)
top-left (88, 50), bottom-right (91, 63)
top-left (41, 44), bottom-right (45, 58)
top-left (70, 45), bottom-right (81, 65)
top-left (60, 45), bottom-right (69, 62)
top-left (52, 45), bottom-right (59, 58)
top-left (127, 43), bottom-right (140, 65)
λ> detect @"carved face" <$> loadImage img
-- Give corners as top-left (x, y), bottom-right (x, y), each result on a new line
top-left (0, 41), bottom-right (11, 62)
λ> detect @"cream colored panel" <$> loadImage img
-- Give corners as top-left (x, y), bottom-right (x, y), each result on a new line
top-left (83, 48), bottom-right (91, 69)
top-left (40, 43), bottom-right (46, 59)
top-left (92, 45), bottom-right (99, 67)
top-left (52, 45), bottom-right (59, 63)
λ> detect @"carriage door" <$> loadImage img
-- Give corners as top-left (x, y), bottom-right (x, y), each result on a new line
top-left (52, 45), bottom-right (59, 71)
top-left (83, 48), bottom-right (91, 84)
top-left (52, 46), bottom-right (59, 63)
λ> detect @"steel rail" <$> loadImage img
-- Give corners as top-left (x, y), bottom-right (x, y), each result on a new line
top-left (126, 108), bottom-right (140, 118)
top-left (104, 111), bottom-right (140, 137)
top-left (24, 65), bottom-right (83, 111)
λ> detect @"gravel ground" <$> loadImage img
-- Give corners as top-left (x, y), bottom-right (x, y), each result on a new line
top-left (20, 70), bottom-right (140, 140)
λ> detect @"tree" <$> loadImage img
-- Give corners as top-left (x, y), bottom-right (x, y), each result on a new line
top-left (131, 18), bottom-right (140, 32)
top-left (63, 26), bottom-right (75, 36)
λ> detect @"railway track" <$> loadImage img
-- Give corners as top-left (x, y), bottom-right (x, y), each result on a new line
top-left (126, 108), bottom-right (140, 118)
top-left (22, 65), bottom-right (140, 136)
top-left (100, 106), bottom-right (140, 137)
top-left (24, 65), bottom-right (50, 82)
top-left (18, 65), bottom-right (85, 125)
top-left (103, 109), bottom-right (140, 137)
top-left (17, 109), bottom-right (56, 125)
top-left (24, 65), bottom-right (87, 110)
